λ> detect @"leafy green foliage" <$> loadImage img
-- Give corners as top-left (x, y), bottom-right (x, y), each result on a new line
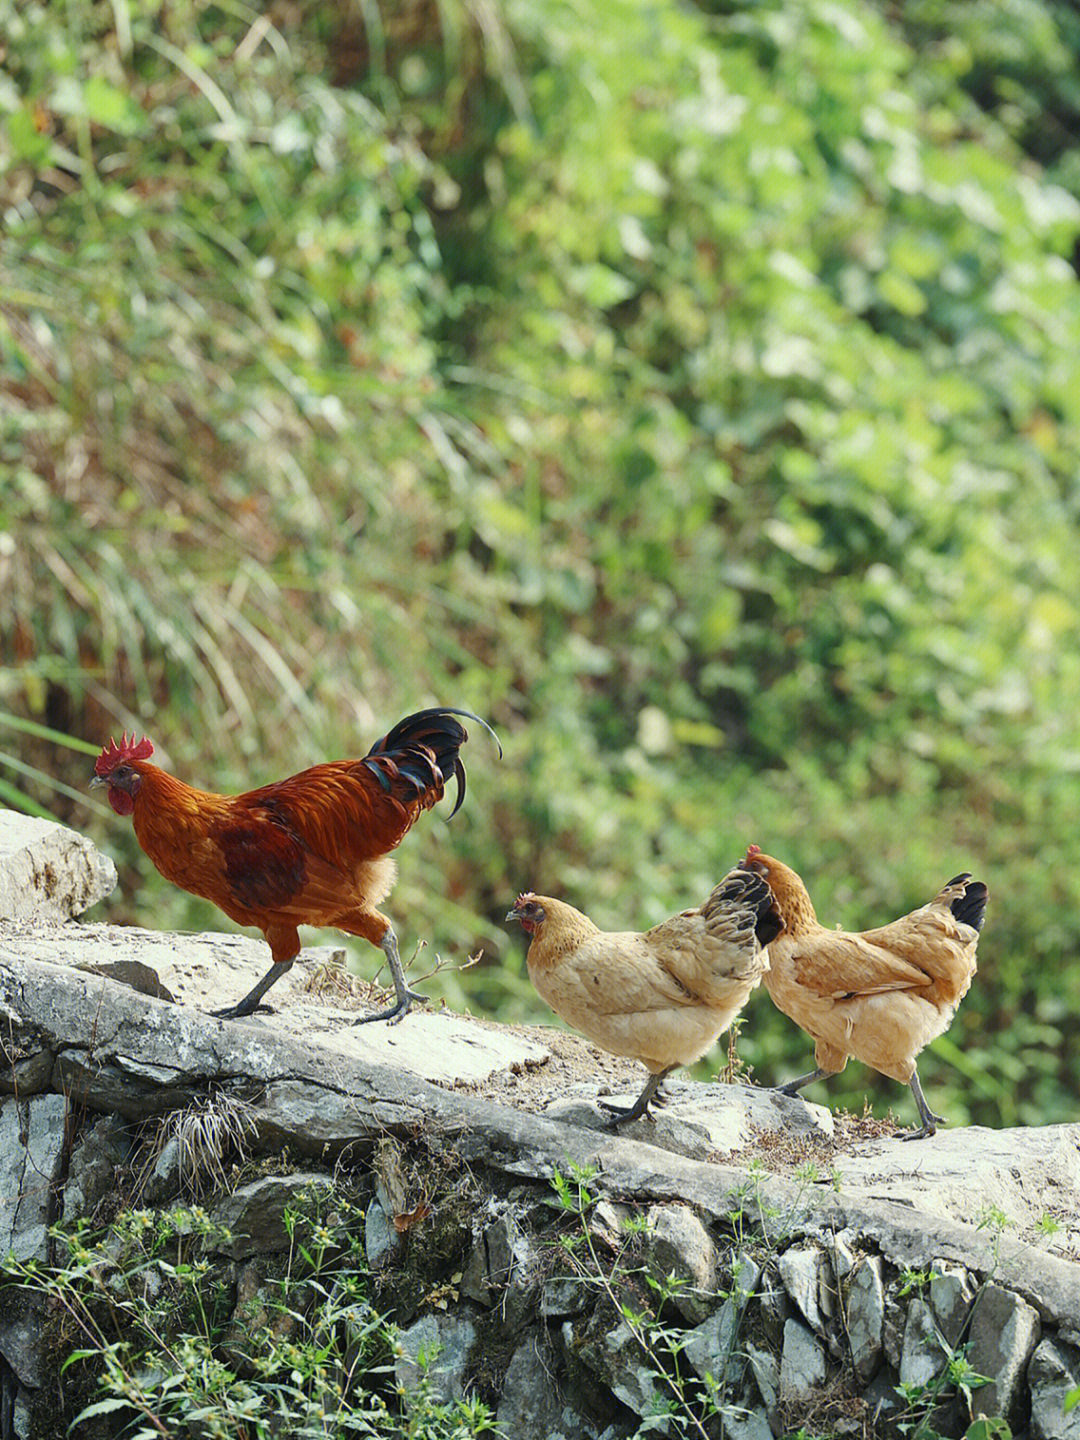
top-left (3, 1194), bottom-right (500, 1438)
top-left (3, 0), bottom-right (1080, 1126)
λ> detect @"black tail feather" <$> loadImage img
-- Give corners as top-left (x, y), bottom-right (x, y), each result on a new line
top-left (363, 707), bottom-right (501, 819)
top-left (706, 868), bottom-right (785, 946)
top-left (950, 877), bottom-right (988, 932)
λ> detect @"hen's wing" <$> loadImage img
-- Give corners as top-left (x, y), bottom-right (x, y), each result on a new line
top-left (545, 930), bottom-right (707, 1016)
top-left (789, 932), bottom-right (936, 1000)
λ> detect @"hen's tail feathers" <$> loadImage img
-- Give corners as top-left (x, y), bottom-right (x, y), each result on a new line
top-left (704, 868), bottom-right (785, 947)
top-left (947, 875), bottom-right (989, 932)
top-left (362, 707), bottom-right (501, 819)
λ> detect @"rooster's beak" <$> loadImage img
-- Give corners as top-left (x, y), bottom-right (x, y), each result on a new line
top-left (88, 775), bottom-right (106, 789)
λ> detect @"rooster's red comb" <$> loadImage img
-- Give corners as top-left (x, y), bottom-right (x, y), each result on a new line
top-left (95, 733), bottom-right (154, 776)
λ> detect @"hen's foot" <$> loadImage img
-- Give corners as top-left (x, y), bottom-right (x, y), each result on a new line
top-left (774, 1066), bottom-right (831, 1098)
top-left (598, 1068), bottom-right (674, 1128)
top-left (901, 1120), bottom-right (944, 1142)
top-left (905, 1069), bottom-right (945, 1140)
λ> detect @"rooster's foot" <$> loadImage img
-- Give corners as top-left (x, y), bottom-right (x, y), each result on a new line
top-left (211, 1001), bottom-right (276, 1020)
top-left (352, 988), bottom-right (428, 1026)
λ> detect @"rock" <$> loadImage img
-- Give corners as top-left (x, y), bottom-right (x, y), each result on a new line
top-left (0, 1093), bottom-right (68, 1261)
top-left (396, 1313), bottom-right (476, 1406)
top-left (1029, 1337), bottom-right (1080, 1440)
top-left (846, 1254), bottom-right (884, 1384)
top-left (757, 1263), bottom-right (792, 1346)
top-left (683, 1253), bottom-right (760, 1383)
top-left (364, 1200), bottom-right (400, 1271)
top-left (833, 1124), bottom-right (1080, 1246)
top-left (779, 1318), bottom-right (826, 1397)
top-left (0, 1301), bottom-right (47, 1388)
top-left (139, 1135), bottom-right (182, 1205)
top-left (831, 1230), bottom-right (856, 1281)
top-left (541, 1277), bottom-right (592, 1318)
top-left (779, 1245), bottom-right (826, 1333)
top-left (598, 1320), bottom-right (667, 1417)
top-left (644, 1204), bottom-right (717, 1322)
top-left (898, 1297), bottom-right (942, 1389)
top-left (497, 1335), bottom-right (593, 1440)
top-left (723, 1410), bottom-right (775, 1440)
top-left (461, 1214), bottom-right (521, 1306)
top-left (0, 810), bottom-right (116, 922)
top-left (683, 1303), bottom-right (739, 1385)
top-left (82, 959), bottom-right (175, 1001)
top-left (210, 1173), bottom-right (337, 1259)
top-left (929, 1260), bottom-right (975, 1347)
top-left (546, 1082), bottom-right (833, 1162)
top-left (967, 1283), bottom-right (1041, 1423)
top-left (589, 1200), bottom-right (631, 1250)
top-left (0, 922), bottom-right (549, 1090)
top-left (746, 1341), bottom-right (780, 1419)
top-left (61, 1113), bottom-right (131, 1223)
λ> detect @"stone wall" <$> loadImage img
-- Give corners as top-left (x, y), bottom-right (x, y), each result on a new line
top-left (1, 812), bottom-right (1079, 1439)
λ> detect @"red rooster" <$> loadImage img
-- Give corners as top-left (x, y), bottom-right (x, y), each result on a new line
top-left (91, 709), bottom-right (499, 1023)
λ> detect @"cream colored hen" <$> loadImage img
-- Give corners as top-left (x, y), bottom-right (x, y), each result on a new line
top-left (506, 868), bottom-right (783, 1126)
top-left (740, 847), bottom-right (988, 1139)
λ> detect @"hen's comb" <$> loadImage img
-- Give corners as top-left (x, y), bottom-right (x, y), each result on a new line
top-left (95, 733), bottom-right (154, 776)
top-left (516, 891), bottom-right (536, 906)
top-left (746, 844), bottom-right (762, 857)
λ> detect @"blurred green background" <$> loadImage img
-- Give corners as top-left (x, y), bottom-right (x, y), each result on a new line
top-left (3, 0), bottom-right (1080, 1132)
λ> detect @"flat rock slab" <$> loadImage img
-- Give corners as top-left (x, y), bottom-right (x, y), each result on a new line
top-left (0, 920), bottom-right (551, 1087)
top-left (830, 1124), bottom-right (1080, 1250)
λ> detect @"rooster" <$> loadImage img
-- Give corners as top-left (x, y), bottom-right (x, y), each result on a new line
top-left (506, 868), bottom-right (784, 1126)
top-left (739, 846), bottom-right (988, 1139)
top-left (91, 709), bottom-right (500, 1023)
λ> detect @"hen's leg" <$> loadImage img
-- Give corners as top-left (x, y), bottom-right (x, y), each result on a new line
top-left (352, 926), bottom-right (427, 1026)
top-left (775, 1066), bottom-right (831, 1097)
top-left (600, 1066), bottom-right (676, 1127)
top-left (212, 960), bottom-right (294, 1020)
top-left (902, 1067), bottom-right (946, 1141)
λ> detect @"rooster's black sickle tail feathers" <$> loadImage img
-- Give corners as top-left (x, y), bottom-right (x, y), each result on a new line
top-left (363, 707), bottom-right (502, 818)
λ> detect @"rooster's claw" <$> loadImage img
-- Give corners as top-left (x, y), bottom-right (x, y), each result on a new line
top-left (351, 988), bottom-right (428, 1026)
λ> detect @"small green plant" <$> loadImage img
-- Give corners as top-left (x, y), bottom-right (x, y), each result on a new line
top-left (1034, 1212), bottom-right (1062, 1237)
top-left (2, 1189), bottom-right (501, 1438)
top-left (897, 1265), bottom-right (939, 1297)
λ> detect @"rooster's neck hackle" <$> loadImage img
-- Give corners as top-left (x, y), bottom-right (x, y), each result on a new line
top-left (130, 765), bottom-right (231, 848)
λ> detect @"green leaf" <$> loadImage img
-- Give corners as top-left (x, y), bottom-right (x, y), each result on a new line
top-left (5, 105), bottom-right (51, 164)
top-left (82, 75), bottom-right (146, 135)
top-left (567, 263), bottom-right (636, 308)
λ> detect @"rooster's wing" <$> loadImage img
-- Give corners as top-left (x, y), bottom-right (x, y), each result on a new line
top-left (213, 763), bottom-right (418, 917)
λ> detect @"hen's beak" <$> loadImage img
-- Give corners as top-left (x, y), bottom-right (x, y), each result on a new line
top-left (88, 775), bottom-right (106, 789)
top-left (504, 906), bottom-right (520, 922)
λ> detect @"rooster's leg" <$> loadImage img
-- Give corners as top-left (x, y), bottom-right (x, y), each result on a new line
top-left (599, 1066), bottom-right (676, 1127)
top-left (902, 1067), bottom-right (946, 1142)
top-left (774, 1066), bottom-right (831, 1097)
top-left (211, 961), bottom-right (293, 1020)
top-left (352, 927), bottom-right (427, 1026)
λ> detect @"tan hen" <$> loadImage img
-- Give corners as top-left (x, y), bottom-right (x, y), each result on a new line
top-left (506, 868), bottom-right (783, 1126)
top-left (740, 847), bottom-right (987, 1138)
